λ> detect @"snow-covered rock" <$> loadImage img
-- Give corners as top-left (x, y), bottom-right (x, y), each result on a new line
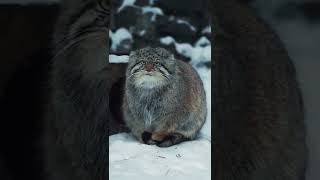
top-left (118, 0), bottom-right (136, 12)
top-left (110, 28), bottom-right (133, 54)
top-left (202, 25), bottom-right (211, 34)
top-left (160, 36), bottom-right (211, 66)
top-left (177, 19), bottom-right (196, 32)
top-left (142, 6), bottom-right (163, 21)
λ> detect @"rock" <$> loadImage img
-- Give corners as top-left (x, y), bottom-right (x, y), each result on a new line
top-left (158, 43), bottom-right (191, 62)
top-left (129, 12), bottom-right (155, 36)
top-left (114, 6), bottom-right (142, 29)
top-left (111, 38), bottom-right (133, 55)
top-left (112, 0), bottom-right (124, 8)
top-left (132, 34), bottom-right (157, 49)
top-left (134, 0), bottom-right (150, 6)
top-left (155, 0), bottom-right (208, 16)
top-left (155, 15), bottom-right (197, 43)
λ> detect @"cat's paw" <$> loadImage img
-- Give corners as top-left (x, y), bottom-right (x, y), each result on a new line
top-left (141, 131), bottom-right (158, 145)
top-left (155, 133), bottom-right (187, 148)
top-left (156, 139), bottom-right (175, 147)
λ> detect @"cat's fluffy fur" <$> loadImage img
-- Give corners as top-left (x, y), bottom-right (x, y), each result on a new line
top-left (122, 47), bottom-right (207, 147)
top-left (44, 0), bottom-right (111, 180)
top-left (210, 0), bottom-right (307, 179)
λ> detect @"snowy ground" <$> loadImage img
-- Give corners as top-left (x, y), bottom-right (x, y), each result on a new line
top-left (109, 133), bottom-right (211, 180)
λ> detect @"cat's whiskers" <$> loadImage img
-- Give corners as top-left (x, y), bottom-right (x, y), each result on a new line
top-left (127, 72), bottom-right (140, 79)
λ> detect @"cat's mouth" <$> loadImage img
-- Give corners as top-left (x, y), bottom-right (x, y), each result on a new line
top-left (142, 71), bottom-right (156, 76)
top-left (133, 71), bottom-right (166, 88)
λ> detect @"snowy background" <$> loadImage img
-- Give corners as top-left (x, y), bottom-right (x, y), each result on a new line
top-left (108, 0), bottom-right (211, 179)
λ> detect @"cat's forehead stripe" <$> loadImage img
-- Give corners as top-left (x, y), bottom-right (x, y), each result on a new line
top-left (134, 48), bottom-right (171, 59)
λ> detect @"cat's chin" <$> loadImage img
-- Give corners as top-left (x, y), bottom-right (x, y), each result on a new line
top-left (134, 75), bottom-right (166, 89)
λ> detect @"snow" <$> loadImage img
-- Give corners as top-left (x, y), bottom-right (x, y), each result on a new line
top-left (195, 37), bottom-right (211, 47)
top-left (109, 28), bottom-right (133, 51)
top-left (175, 43), bottom-right (194, 58)
top-left (109, 133), bottom-right (211, 180)
top-left (117, 0), bottom-right (164, 21)
top-left (160, 36), bottom-right (212, 66)
top-left (160, 36), bottom-right (175, 45)
top-left (109, 55), bottom-right (129, 63)
top-left (202, 26), bottom-right (212, 34)
top-left (117, 0), bottom-right (136, 13)
top-left (139, 30), bottom-right (146, 36)
top-left (142, 6), bottom-right (164, 21)
top-left (177, 19), bottom-right (197, 32)
top-left (190, 46), bottom-right (211, 66)
top-left (142, 6), bottom-right (163, 15)
top-left (196, 68), bottom-right (211, 140)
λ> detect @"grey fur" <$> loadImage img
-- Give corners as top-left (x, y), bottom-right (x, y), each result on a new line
top-left (122, 47), bottom-right (207, 147)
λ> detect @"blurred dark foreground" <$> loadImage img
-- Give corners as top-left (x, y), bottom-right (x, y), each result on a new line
top-left (0, 4), bottom-right (59, 180)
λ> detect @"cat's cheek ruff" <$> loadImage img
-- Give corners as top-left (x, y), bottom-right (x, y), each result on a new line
top-left (130, 63), bottom-right (143, 74)
top-left (157, 66), bottom-right (170, 76)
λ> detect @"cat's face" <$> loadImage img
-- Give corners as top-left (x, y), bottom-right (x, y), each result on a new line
top-left (126, 47), bottom-right (176, 88)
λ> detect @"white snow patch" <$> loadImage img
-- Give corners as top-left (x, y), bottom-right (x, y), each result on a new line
top-left (175, 43), bottom-right (194, 58)
top-left (142, 6), bottom-right (164, 21)
top-left (142, 6), bottom-right (163, 15)
top-left (202, 26), bottom-right (211, 34)
top-left (139, 30), bottom-right (146, 36)
top-left (109, 133), bottom-right (211, 180)
top-left (160, 36), bottom-right (211, 65)
top-left (160, 36), bottom-right (195, 58)
top-left (160, 36), bottom-right (175, 45)
top-left (196, 67), bottom-right (211, 140)
top-left (118, 0), bottom-right (136, 13)
top-left (109, 28), bottom-right (133, 51)
top-left (195, 37), bottom-right (211, 47)
top-left (190, 45), bottom-right (211, 67)
top-left (109, 55), bottom-right (129, 63)
top-left (177, 19), bottom-right (196, 32)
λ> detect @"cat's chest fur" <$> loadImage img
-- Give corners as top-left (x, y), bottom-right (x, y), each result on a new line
top-left (130, 90), bottom-right (164, 127)
top-left (142, 103), bottom-right (155, 127)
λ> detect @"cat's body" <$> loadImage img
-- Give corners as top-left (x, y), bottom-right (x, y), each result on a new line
top-left (211, 0), bottom-right (307, 179)
top-left (43, 0), bottom-right (111, 180)
top-left (122, 47), bottom-right (207, 147)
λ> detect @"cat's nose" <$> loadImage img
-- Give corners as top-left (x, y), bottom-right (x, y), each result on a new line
top-left (145, 63), bottom-right (154, 72)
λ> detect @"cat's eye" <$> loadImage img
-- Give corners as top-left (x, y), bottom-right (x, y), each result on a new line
top-left (155, 62), bottom-right (160, 66)
top-left (141, 61), bottom-right (146, 65)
